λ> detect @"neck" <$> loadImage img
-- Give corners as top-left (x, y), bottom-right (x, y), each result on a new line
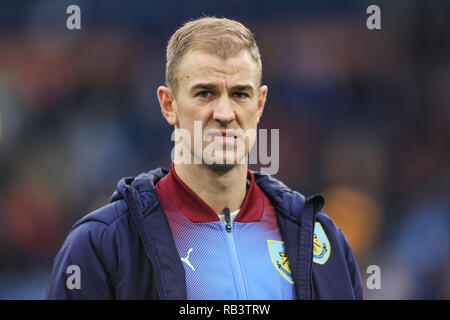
top-left (173, 163), bottom-right (248, 215)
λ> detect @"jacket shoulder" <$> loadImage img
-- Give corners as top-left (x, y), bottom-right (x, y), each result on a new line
top-left (315, 210), bottom-right (335, 228)
top-left (45, 200), bottom-right (132, 299)
top-left (71, 199), bottom-right (129, 231)
top-left (315, 210), bottom-right (348, 248)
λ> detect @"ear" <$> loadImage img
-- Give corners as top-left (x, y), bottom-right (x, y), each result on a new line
top-left (256, 85), bottom-right (268, 124)
top-left (157, 86), bottom-right (178, 126)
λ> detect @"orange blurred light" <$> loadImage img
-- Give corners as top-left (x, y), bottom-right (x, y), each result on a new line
top-left (321, 185), bottom-right (382, 258)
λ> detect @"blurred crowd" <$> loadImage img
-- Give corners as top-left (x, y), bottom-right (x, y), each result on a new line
top-left (0, 1), bottom-right (448, 299)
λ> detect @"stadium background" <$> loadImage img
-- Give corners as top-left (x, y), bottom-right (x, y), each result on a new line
top-left (0, 0), bottom-right (448, 299)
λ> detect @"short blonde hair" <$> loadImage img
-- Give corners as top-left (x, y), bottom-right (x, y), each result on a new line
top-left (165, 16), bottom-right (262, 94)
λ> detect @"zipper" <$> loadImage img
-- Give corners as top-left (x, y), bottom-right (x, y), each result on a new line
top-left (222, 207), bottom-right (247, 299)
top-left (224, 207), bottom-right (232, 233)
top-left (124, 187), bottom-right (163, 300)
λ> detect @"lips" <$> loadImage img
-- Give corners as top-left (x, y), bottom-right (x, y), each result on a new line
top-left (220, 131), bottom-right (238, 139)
top-left (211, 134), bottom-right (237, 145)
top-left (206, 129), bottom-right (239, 140)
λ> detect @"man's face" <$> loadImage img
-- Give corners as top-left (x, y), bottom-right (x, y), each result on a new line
top-left (167, 49), bottom-right (267, 171)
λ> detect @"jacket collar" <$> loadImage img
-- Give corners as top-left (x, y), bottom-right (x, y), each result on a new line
top-left (253, 170), bottom-right (324, 218)
top-left (110, 166), bottom-right (323, 221)
top-left (154, 162), bottom-right (264, 223)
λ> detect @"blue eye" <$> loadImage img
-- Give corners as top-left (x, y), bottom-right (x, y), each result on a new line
top-left (197, 91), bottom-right (213, 98)
top-left (233, 92), bottom-right (249, 99)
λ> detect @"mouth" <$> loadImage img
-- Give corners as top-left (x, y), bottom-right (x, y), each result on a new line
top-left (207, 130), bottom-right (238, 145)
top-left (206, 130), bottom-right (239, 141)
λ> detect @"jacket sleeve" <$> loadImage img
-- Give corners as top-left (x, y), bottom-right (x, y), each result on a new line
top-left (45, 220), bottom-right (114, 299)
top-left (337, 228), bottom-right (363, 300)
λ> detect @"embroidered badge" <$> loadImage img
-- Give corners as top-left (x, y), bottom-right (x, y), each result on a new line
top-left (313, 222), bottom-right (331, 264)
top-left (267, 240), bottom-right (294, 284)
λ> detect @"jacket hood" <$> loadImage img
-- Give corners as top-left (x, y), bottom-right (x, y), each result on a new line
top-left (109, 167), bottom-right (324, 221)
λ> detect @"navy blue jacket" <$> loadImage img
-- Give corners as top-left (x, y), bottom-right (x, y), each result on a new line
top-left (45, 167), bottom-right (363, 300)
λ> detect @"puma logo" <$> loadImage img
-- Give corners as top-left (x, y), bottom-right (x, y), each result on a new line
top-left (181, 248), bottom-right (195, 271)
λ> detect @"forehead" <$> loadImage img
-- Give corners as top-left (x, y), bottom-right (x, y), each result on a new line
top-left (176, 49), bottom-right (260, 88)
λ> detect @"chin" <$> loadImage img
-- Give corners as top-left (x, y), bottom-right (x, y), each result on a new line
top-left (206, 162), bottom-right (236, 173)
top-left (203, 153), bottom-right (247, 173)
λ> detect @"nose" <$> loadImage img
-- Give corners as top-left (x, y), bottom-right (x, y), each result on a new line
top-left (213, 95), bottom-right (235, 125)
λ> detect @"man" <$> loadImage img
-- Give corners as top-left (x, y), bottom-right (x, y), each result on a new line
top-left (45, 17), bottom-right (362, 299)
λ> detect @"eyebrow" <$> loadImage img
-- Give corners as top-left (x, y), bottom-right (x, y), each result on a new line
top-left (190, 83), bottom-right (254, 94)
